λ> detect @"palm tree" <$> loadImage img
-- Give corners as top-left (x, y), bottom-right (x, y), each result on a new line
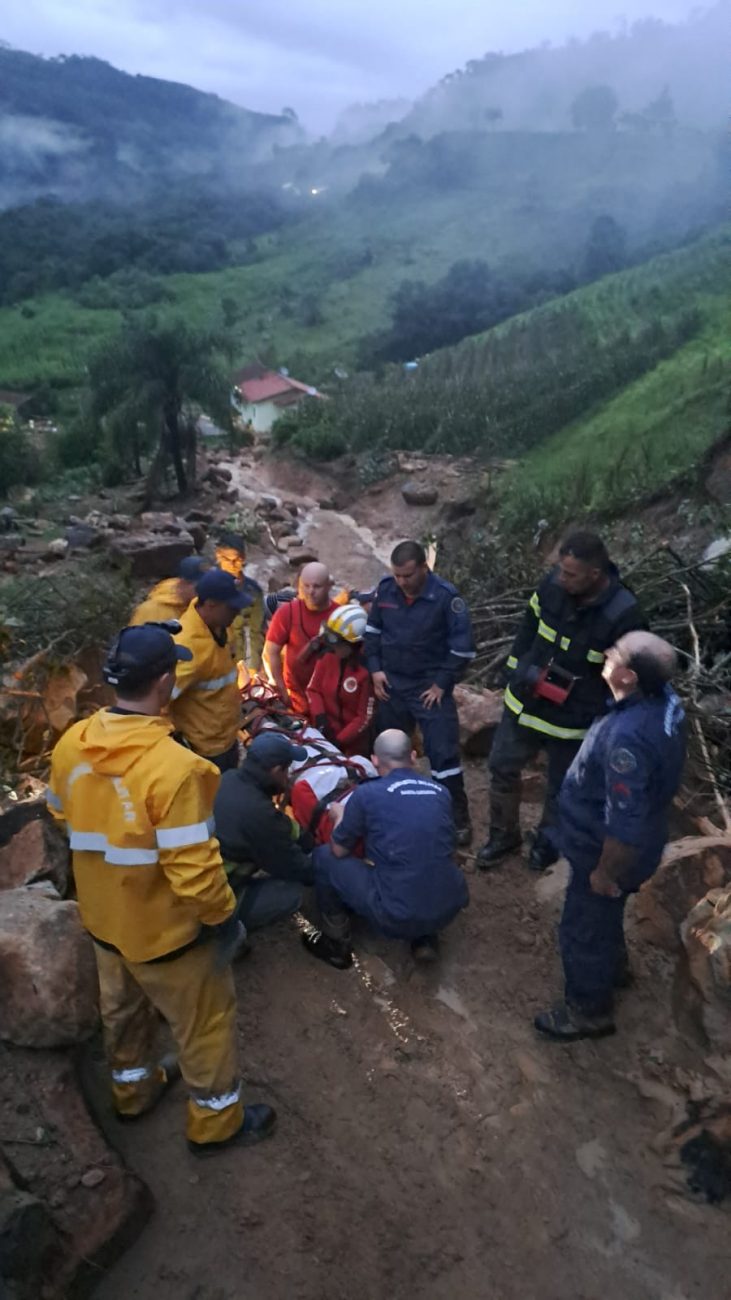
top-left (87, 315), bottom-right (233, 502)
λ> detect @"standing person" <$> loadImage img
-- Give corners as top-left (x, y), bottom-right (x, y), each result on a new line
top-left (306, 603), bottom-right (372, 757)
top-left (477, 531), bottom-right (645, 872)
top-left (170, 569), bottom-right (251, 773)
top-left (215, 532), bottom-right (267, 676)
top-left (47, 623), bottom-right (275, 1155)
top-left (535, 632), bottom-right (686, 1041)
top-left (363, 540), bottom-right (475, 845)
top-left (302, 730), bottom-right (469, 969)
top-left (129, 556), bottom-right (209, 626)
top-left (263, 562), bottom-right (339, 714)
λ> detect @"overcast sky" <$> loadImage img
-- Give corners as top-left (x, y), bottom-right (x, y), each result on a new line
top-left (3, 0), bottom-right (699, 131)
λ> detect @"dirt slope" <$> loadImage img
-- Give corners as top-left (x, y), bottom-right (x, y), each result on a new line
top-left (91, 455), bottom-right (729, 1300)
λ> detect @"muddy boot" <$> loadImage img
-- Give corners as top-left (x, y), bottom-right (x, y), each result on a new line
top-left (533, 1002), bottom-right (615, 1042)
top-left (527, 831), bottom-right (559, 873)
top-left (188, 1104), bottom-right (277, 1157)
top-left (301, 929), bottom-right (353, 969)
top-left (411, 934), bottom-right (440, 964)
top-left (477, 785), bottom-right (521, 869)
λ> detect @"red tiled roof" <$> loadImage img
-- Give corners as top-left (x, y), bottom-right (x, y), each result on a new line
top-left (232, 366), bottom-right (319, 405)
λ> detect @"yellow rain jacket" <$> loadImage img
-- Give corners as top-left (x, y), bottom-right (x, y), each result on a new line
top-left (47, 709), bottom-right (235, 963)
top-left (170, 601), bottom-right (240, 758)
top-left (129, 578), bottom-right (188, 627)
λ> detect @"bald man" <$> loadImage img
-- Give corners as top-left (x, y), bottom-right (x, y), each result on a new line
top-left (263, 563), bottom-right (339, 713)
top-left (535, 632), bottom-right (687, 1041)
top-left (302, 729), bottom-right (469, 968)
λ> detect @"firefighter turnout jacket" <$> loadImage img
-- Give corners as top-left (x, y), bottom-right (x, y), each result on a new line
top-left (504, 565), bottom-right (645, 742)
top-left (47, 709), bottom-right (235, 962)
top-left (363, 573), bottom-right (475, 689)
top-left (170, 601), bottom-right (240, 758)
top-left (129, 578), bottom-right (189, 627)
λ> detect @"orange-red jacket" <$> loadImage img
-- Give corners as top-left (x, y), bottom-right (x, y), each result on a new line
top-left (306, 653), bottom-right (371, 758)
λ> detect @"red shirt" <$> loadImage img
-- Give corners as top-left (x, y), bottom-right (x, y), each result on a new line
top-left (266, 598), bottom-right (339, 711)
top-left (306, 653), bottom-right (372, 757)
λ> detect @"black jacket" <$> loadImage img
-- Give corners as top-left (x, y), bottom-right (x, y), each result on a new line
top-left (504, 565), bottom-right (646, 737)
top-left (214, 756), bottom-right (314, 884)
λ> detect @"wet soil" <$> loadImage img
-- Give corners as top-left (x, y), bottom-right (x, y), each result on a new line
top-left (93, 452), bottom-right (730, 1300)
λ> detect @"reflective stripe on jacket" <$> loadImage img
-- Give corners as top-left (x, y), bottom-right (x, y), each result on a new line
top-left (170, 601), bottom-right (240, 758)
top-left (504, 566), bottom-right (645, 739)
top-left (48, 709), bottom-right (235, 962)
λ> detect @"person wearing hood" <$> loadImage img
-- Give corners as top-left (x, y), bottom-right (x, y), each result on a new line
top-left (47, 622), bottom-right (276, 1156)
top-left (170, 568), bottom-right (252, 773)
top-left (214, 532), bottom-right (267, 677)
top-left (477, 532), bottom-right (646, 874)
top-left (129, 556), bottom-right (209, 626)
top-left (214, 732), bottom-right (315, 934)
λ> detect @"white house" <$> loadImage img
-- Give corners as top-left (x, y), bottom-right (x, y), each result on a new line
top-left (231, 363), bottom-right (323, 434)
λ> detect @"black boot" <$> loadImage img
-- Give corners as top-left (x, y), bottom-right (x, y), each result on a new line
top-left (527, 832), bottom-right (559, 872)
top-left (301, 929), bottom-right (353, 970)
top-left (411, 934), bottom-right (440, 963)
top-left (534, 1002), bottom-right (615, 1041)
top-left (476, 828), bottom-right (522, 870)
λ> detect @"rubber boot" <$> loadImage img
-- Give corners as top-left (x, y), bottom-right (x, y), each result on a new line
top-left (476, 786), bottom-right (522, 869)
top-left (439, 773), bottom-right (472, 847)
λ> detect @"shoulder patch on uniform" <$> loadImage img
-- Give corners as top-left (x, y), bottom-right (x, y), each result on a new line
top-left (451, 596), bottom-right (466, 614)
top-left (343, 676), bottom-right (358, 694)
top-left (609, 747), bottom-right (637, 775)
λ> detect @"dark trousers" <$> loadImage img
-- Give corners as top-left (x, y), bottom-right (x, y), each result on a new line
top-left (374, 685), bottom-right (469, 822)
top-left (559, 859), bottom-right (628, 1016)
top-left (488, 711), bottom-right (580, 850)
top-left (208, 742), bottom-right (240, 774)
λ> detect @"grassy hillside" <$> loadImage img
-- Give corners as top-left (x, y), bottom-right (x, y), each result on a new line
top-left (0, 126), bottom-right (722, 391)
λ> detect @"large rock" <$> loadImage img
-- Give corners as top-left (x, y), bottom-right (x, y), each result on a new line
top-left (0, 889), bottom-right (98, 1047)
top-left (45, 538), bottom-right (69, 560)
top-left (401, 481), bottom-right (438, 507)
top-left (634, 836), bottom-right (731, 951)
top-left (0, 817), bottom-right (69, 894)
top-left (681, 886), bottom-right (731, 1053)
top-left (109, 529), bottom-right (194, 579)
top-left (288, 548), bottom-right (319, 567)
top-left (138, 510), bottom-right (184, 534)
top-left (0, 1154), bottom-right (64, 1300)
top-left (453, 684), bottom-right (504, 757)
top-left (65, 523), bottom-right (103, 550)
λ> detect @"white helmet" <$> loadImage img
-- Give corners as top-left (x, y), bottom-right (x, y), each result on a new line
top-left (324, 602), bottom-right (368, 644)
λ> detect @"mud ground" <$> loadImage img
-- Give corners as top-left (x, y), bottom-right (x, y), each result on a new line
top-left (64, 451), bottom-right (731, 1297)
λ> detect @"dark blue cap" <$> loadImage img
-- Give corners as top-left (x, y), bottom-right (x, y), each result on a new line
top-left (103, 624), bottom-right (192, 687)
top-left (247, 732), bottom-right (309, 770)
top-left (178, 555), bottom-right (209, 581)
top-left (196, 568), bottom-right (253, 609)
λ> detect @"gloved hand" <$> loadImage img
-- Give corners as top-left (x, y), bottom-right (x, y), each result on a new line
top-left (210, 916), bottom-right (248, 970)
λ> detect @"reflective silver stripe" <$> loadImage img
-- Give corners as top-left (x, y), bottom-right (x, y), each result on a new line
top-left (112, 1066), bottom-right (151, 1084)
top-left (156, 820), bottom-right (213, 850)
top-left (171, 685), bottom-right (183, 700)
top-left (432, 767), bottom-right (462, 779)
top-left (197, 670), bottom-right (237, 691)
top-left (190, 1082), bottom-right (241, 1112)
top-left (364, 624), bottom-right (381, 634)
top-left (69, 831), bottom-right (159, 865)
top-left (45, 790), bottom-right (62, 811)
top-left (68, 762), bottom-right (92, 788)
top-left (451, 649), bottom-right (476, 659)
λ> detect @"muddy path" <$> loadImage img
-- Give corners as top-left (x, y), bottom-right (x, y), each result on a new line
top-left (95, 454), bottom-right (729, 1300)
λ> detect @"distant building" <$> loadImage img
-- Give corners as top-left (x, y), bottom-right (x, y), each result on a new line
top-left (231, 363), bottom-right (323, 434)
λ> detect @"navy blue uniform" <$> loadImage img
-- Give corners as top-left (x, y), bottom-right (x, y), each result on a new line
top-left (558, 687), bottom-right (686, 1014)
top-left (363, 574), bottom-right (475, 817)
top-left (313, 769), bottom-right (469, 941)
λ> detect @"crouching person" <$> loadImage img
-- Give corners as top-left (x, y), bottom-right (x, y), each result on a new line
top-left (302, 729), bottom-right (469, 969)
top-left (47, 623), bottom-right (275, 1156)
top-left (214, 732), bottom-right (315, 934)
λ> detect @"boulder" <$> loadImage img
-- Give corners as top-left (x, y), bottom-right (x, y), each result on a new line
top-left (444, 497), bottom-right (477, 523)
top-left (0, 505), bottom-right (18, 531)
top-left (634, 836), bottom-right (731, 951)
top-left (138, 511), bottom-right (182, 534)
top-left (186, 521), bottom-right (207, 551)
top-left (0, 889), bottom-right (98, 1047)
top-left (109, 529), bottom-right (194, 579)
top-left (0, 817), bottom-right (69, 895)
top-left (221, 487), bottom-right (239, 503)
top-left (185, 508), bottom-right (214, 524)
top-left (0, 1156), bottom-right (64, 1300)
top-left (681, 886), bottom-right (731, 1053)
top-left (401, 481), bottom-right (438, 507)
top-left (288, 549), bottom-right (319, 567)
top-left (453, 684), bottom-right (504, 757)
top-left (107, 513), bottom-right (132, 531)
top-left (65, 524), bottom-right (102, 550)
top-left (204, 465), bottom-right (232, 486)
top-left (46, 538), bottom-right (69, 560)
top-left (318, 497), bottom-right (337, 511)
top-left (277, 534), bottom-right (301, 553)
